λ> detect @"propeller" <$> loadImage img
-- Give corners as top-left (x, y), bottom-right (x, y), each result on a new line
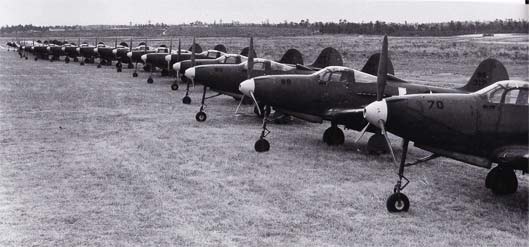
top-left (236, 36), bottom-right (260, 116)
top-left (177, 38), bottom-right (181, 78)
top-left (168, 38), bottom-right (173, 71)
top-left (354, 35), bottom-right (388, 143)
top-left (114, 37), bottom-right (117, 48)
top-left (191, 37), bottom-right (196, 87)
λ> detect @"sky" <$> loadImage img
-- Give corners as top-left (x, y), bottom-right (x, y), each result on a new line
top-left (0, 0), bottom-right (526, 26)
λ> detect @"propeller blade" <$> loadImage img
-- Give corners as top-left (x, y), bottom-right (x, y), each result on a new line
top-left (247, 36), bottom-right (254, 79)
top-left (379, 120), bottom-right (398, 166)
top-left (235, 95), bottom-right (245, 115)
top-left (250, 91), bottom-right (261, 116)
top-left (169, 38), bottom-right (173, 53)
top-left (354, 123), bottom-right (370, 144)
top-left (177, 38), bottom-right (181, 62)
top-left (376, 35), bottom-right (388, 101)
top-left (191, 37), bottom-right (196, 66)
top-left (168, 38), bottom-right (173, 71)
top-left (114, 37), bottom-right (117, 48)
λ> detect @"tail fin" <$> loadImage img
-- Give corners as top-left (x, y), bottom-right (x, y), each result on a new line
top-left (213, 44), bottom-right (227, 53)
top-left (278, 48), bottom-right (304, 65)
top-left (311, 47), bottom-right (343, 68)
top-left (361, 53), bottom-right (395, 76)
top-left (188, 43), bottom-right (203, 53)
top-left (459, 58), bottom-right (509, 92)
top-left (240, 46), bottom-right (257, 57)
top-left (119, 42), bottom-right (129, 47)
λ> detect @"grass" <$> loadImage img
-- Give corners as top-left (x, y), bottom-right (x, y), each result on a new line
top-left (0, 34), bottom-right (527, 246)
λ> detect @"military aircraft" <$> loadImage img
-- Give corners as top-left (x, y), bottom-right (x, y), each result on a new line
top-left (183, 37), bottom-right (344, 121)
top-left (32, 41), bottom-right (50, 61)
top-left (140, 38), bottom-right (216, 84)
top-left (239, 36), bottom-right (509, 153)
top-left (77, 39), bottom-right (104, 65)
top-left (113, 38), bottom-right (134, 72)
top-left (94, 38), bottom-right (129, 68)
top-left (361, 79), bottom-right (528, 212)
top-left (62, 41), bottom-right (81, 63)
top-left (47, 43), bottom-right (67, 62)
top-left (126, 41), bottom-right (159, 77)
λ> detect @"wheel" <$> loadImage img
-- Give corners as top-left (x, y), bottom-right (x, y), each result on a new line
top-left (34, 57), bottom-right (38, 61)
top-left (25, 57), bottom-right (28, 60)
top-left (132, 72), bottom-right (138, 77)
top-left (195, 112), bottom-right (207, 122)
top-left (489, 167), bottom-right (518, 195)
top-left (386, 193), bottom-right (410, 213)
top-left (127, 63), bottom-right (134, 69)
top-left (65, 57), bottom-right (70, 63)
top-left (73, 57), bottom-right (78, 62)
top-left (116, 62), bottom-right (122, 69)
top-left (97, 63), bottom-right (102, 68)
top-left (182, 96), bottom-right (191, 104)
top-left (171, 83), bottom-right (179, 91)
top-left (80, 61), bottom-right (85, 66)
top-left (367, 134), bottom-right (389, 154)
top-left (485, 166), bottom-right (501, 189)
top-left (117, 67), bottom-right (122, 72)
top-left (323, 126), bottom-right (344, 146)
top-left (255, 138), bottom-right (270, 152)
top-left (147, 77), bottom-right (153, 84)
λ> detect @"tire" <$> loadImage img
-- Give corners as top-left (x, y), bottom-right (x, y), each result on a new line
top-left (182, 96), bottom-right (191, 105)
top-left (490, 167), bottom-right (518, 195)
top-left (255, 139), bottom-right (270, 152)
top-left (171, 84), bottom-right (179, 91)
top-left (325, 127), bottom-right (344, 146)
top-left (147, 77), bottom-right (153, 84)
top-left (132, 72), bottom-right (138, 77)
top-left (195, 112), bottom-right (207, 122)
top-left (367, 134), bottom-right (389, 154)
top-left (386, 193), bottom-right (410, 213)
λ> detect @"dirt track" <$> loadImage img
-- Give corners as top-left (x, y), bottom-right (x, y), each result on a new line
top-left (0, 40), bottom-right (527, 246)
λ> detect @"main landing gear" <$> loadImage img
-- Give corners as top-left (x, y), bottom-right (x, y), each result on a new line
top-left (323, 124), bottom-right (344, 145)
top-left (132, 62), bottom-right (139, 77)
top-left (195, 86), bottom-right (221, 122)
top-left (387, 139), bottom-right (411, 213)
top-left (182, 79), bottom-right (192, 104)
top-left (116, 61), bottom-right (122, 72)
top-left (65, 57), bottom-right (70, 63)
top-left (367, 133), bottom-right (389, 154)
top-left (146, 64), bottom-right (154, 84)
top-left (254, 105), bottom-right (272, 153)
top-left (485, 165), bottom-right (518, 195)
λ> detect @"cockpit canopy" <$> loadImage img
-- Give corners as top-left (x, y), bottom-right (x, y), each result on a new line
top-left (218, 54), bottom-right (244, 64)
top-left (312, 66), bottom-right (379, 84)
top-left (242, 58), bottom-right (295, 72)
top-left (476, 80), bottom-right (529, 105)
top-left (204, 50), bottom-right (224, 59)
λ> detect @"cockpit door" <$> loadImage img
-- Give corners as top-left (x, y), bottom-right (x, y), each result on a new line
top-left (496, 88), bottom-right (529, 145)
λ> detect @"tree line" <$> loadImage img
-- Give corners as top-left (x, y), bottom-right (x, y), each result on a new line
top-left (2, 19), bottom-right (527, 36)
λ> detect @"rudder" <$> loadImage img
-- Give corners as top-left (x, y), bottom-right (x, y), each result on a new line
top-left (459, 58), bottom-right (509, 92)
top-left (213, 44), bottom-right (227, 53)
top-left (278, 49), bottom-right (304, 65)
top-left (311, 47), bottom-right (343, 68)
top-left (361, 53), bottom-right (395, 76)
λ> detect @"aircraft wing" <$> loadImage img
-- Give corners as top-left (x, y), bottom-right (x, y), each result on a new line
top-left (492, 145), bottom-right (529, 169)
top-left (322, 108), bottom-right (374, 131)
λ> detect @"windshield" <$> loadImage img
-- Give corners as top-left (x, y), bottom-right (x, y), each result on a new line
top-left (243, 59), bottom-right (294, 71)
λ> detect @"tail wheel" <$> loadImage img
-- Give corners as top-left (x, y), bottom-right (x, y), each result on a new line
top-left (386, 193), bottom-right (410, 213)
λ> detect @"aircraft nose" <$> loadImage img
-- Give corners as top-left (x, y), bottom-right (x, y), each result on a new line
top-left (184, 67), bottom-right (195, 80)
top-left (239, 79), bottom-right (255, 96)
top-left (141, 54), bottom-right (147, 63)
top-left (364, 100), bottom-right (388, 128)
top-left (61, 47), bottom-right (66, 51)
top-left (94, 48), bottom-right (98, 53)
top-left (112, 49), bottom-right (118, 55)
top-left (165, 54), bottom-right (172, 62)
top-left (46, 47), bottom-right (51, 51)
top-left (127, 51), bottom-right (132, 58)
top-left (173, 62), bottom-right (181, 72)
top-left (76, 47), bottom-right (80, 52)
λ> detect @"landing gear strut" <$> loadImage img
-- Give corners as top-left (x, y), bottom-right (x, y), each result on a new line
top-left (116, 61), bottom-right (123, 72)
top-left (147, 64), bottom-right (154, 84)
top-left (254, 105), bottom-right (271, 152)
top-left (195, 86), bottom-right (221, 122)
top-left (182, 79), bottom-right (192, 104)
top-left (387, 139), bottom-right (411, 213)
top-left (132, 62), bottom-right (139, 77)
top-left (323, 124), bottom-right (344, 145)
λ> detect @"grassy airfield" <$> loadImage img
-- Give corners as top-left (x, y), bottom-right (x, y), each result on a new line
top-left (0, 34), bottom-right (527, 246)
